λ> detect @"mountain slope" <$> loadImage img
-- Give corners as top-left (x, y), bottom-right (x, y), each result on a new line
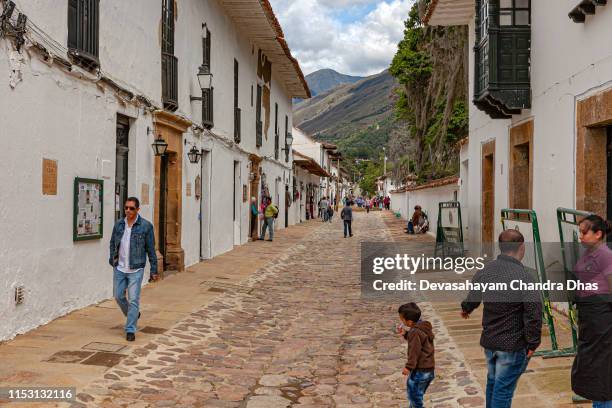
top-left (294, 70), bottom-right (400, 158)
top-left (304, 69), bottom-right (364, 97)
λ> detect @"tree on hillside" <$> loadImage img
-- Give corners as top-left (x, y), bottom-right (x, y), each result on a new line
top-left (389, 0), bottom-right (468, 184)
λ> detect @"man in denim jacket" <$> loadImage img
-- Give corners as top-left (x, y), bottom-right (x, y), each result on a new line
top-left (109, 197), bottom-right (158, 341)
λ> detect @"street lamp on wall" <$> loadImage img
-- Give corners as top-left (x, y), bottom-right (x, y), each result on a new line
top-left (281, 132), bottom-right (294, 153)
top-left (149, 125), bottom-right (168, 156)
top-left (196, 65), bottom-right (213, 91)
top-left (187, 145), bottom-right (201, 164)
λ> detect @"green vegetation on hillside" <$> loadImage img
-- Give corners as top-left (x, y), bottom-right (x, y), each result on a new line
top-left (388, 0), bottom-right (468, 183)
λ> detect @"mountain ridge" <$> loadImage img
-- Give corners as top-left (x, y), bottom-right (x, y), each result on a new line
top-left (303, 68), bottom-right (364, 98)
top-left (293, 69), bottom-right (400, 160)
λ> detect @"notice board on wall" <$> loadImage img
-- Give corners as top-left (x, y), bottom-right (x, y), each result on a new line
top-left (73, 177), bottom-right (104, 241)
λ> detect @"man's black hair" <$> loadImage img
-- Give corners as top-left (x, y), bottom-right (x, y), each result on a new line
top-left (126, 197), bottom-right (140, 209)
top-left (398, 302), bottom-right (421, 322)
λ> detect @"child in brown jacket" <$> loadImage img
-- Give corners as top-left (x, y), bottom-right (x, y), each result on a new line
top-left (398, 302), bottom-right (435, 408)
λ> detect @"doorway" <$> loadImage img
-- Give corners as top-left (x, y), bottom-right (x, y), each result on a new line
top-left (509, 120), bottom-right (533, 212)
top-left (115, 115), bottom-right (130, 222)
top-left (249, 155), bottom-right (262, 241)
top-left (481, 140), bottom-right (495, 243)
top-left (158, 154), bottom-right (169, 268)
top-left (153, 111), bottom-right (189, 273)
top-left (233, 161), bottom-right (241, 245)
top-left (200, 150), bottom-right (211, 259)
top-left (285, 184), bottom-right (289, 227)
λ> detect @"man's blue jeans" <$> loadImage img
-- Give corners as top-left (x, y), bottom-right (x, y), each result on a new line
top-left (260, 217), bottom-right (274, 240)
top-left (593, 401), bottom-right (612, 408)
top-left (485, 349), bottom-right (530, 408)
top-left (113, 267), bottom-right (144, 334)
top-left (406, 370), bottom-right (434, 408)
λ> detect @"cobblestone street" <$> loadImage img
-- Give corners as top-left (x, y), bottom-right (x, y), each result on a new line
top-left (2, 211), bottom-right (581, 408)
top-left (35, 211), bottom-right (479, 408)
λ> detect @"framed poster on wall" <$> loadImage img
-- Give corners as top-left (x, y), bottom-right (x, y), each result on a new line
top-left (73, 177), bottom-right (104, 241)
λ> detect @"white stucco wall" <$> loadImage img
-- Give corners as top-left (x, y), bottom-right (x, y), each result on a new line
top-left (460, 5), bottom-right (612, 245)
top-left (0, 0), bottom-right (301, 340)
top-left (390, 184), bottom-right (459, 237)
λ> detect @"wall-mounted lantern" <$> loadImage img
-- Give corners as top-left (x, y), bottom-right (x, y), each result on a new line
top-left (151, 136), bottom-right (168, 156)
top-left (196, 65), bottom-right (213, 91)
top-left (149, 126), bottom-right (168, 157)
top-left (149, 126), bottom-right (168, 156)
top-left (282, 132), bottom-right (294, 153)
top-left (187, 145), bottom-right (201, 164)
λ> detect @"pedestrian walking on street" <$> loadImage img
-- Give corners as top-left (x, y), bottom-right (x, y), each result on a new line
top-left (397, 303), bottom-right (435, 408)
top-left (320, 196), bottom-right (329, 222)
top-left (259, 197), bottom-right (278, 241)
top-left (571, 214), bottom-right (612, 407)
top-left (461, 229), bottom-right (542, 408)
top-left (341, 201), bottom-right (353, 238)
top-left (109, 197), bottom-right (158, 342)
top-left (366, 198), bottom-right (371, 214)
top-left (327, 205), bottom-right (334, 223)
top-left (250, 196), bottom-right (259, 240)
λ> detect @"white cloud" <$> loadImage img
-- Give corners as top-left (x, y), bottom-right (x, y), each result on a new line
top-left (269, 0), bottom-right (414, 76)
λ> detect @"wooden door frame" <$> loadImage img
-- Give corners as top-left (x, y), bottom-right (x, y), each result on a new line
top-left (153, 111), bottom-right (191, 273)
top-left (508, 119), bottom-right (534, 210)
top-left (576, 88), bottom-right (612, 215)
top-left (481, 139), bottom-right (496, 243)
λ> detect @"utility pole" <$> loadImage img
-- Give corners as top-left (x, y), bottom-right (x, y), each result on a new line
top-left (336, 157), bottom-right (341, 210)
top-left (382, 147), bottom-right (387, 198)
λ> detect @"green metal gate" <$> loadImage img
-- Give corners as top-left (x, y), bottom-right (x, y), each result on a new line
top-left (435, 201), bottom-right (464, 257)
top-left (556, 208), bottom-right (593, 355)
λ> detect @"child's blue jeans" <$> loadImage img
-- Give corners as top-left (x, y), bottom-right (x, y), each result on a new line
top-left (407, 370), bottom-right (434, 408)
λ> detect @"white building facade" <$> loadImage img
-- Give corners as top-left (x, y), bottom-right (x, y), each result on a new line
top-left (426, 0), bottom-right (612, 244)
top-left (0, 0), bottom-right (309, 340)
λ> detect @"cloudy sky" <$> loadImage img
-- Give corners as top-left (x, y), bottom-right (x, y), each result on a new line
top-left (268, 0), bottom-right (414, 77)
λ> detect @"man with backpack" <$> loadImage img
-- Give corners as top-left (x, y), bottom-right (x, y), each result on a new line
top-left (259, 197), bottom-right (278, 241)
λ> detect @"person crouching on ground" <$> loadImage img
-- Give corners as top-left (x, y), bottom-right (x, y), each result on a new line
top-left (405, 205), bottom-right (423, 234)
top-left (397, 302), bottom-right (435, 408)
top-left (259, 197), bottom-right (278, 241)
top-left (109, 197), bottom-right (158, 342)
top-left (341, 200), bottom-right (353, 238)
